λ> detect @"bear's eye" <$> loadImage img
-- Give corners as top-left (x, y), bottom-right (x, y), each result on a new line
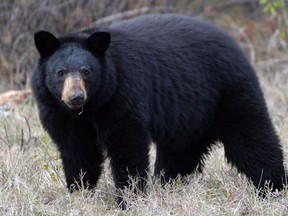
top-left (56, 69), bottom-right (65, 77)
top-left (81, 67), bottom-right (91, 76)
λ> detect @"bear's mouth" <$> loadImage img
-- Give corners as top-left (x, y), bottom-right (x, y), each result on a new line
top-left (63, 102), bottom-right (84, 115)
top-left (66, 103), bottom-right (83, 110)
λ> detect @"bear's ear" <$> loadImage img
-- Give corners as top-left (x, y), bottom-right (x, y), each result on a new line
top-left (86, 32), bottom-right (111, 55)
top-left (34, 31), bottom-right (60, 57)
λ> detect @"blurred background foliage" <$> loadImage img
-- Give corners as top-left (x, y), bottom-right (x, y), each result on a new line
top-left (0, 0), bottom-right (287, 90)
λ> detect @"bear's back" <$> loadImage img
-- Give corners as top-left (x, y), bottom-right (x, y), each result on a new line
top-left (109, 14), bottom-right (219, 38)
top-left (101, 15), bottom-right (258, 142)
top-left (104, 14), bottom-right (242, 74)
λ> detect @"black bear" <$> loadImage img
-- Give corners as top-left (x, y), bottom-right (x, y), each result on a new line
top-left (32, 14), bottom-right (286, 207)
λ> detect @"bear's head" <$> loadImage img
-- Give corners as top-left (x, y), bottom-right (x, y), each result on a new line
top-left (34, 30), bottom-right (111, 113)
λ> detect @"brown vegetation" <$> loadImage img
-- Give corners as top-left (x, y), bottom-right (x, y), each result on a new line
top-left (0, 0), bottom-right (288, 215)
top-left (1, 0), bottom-right (286, 91)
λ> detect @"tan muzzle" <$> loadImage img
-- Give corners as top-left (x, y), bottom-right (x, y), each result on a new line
top-left (61, 75), bottom-right (87, 109)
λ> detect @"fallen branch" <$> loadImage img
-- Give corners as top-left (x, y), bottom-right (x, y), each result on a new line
top-left (87, 6), bottom-right (174, 28)
top-left (212, 0), bottom-right (258, 10)
top-left (0, 89), bottom-right (32, 106)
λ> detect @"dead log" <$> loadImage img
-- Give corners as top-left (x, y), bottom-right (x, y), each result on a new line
top-left (0, 89), bottom-right (32, 106)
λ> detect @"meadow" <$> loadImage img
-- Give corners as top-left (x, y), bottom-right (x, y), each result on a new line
top-left (0, 60), bottom-right (288, 216)
top-left (1, 1), bottom-right (288, 215)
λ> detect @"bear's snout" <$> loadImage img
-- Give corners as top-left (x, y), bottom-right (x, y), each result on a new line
top-left (61, 75), bottom-right (87, 109)
top-left (69, 92), bottom-right (84, 107)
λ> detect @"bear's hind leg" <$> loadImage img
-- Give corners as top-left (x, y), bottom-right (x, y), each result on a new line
top-left (107, 124), bottom-right (150, 209)
top-left (216, 102), bottom-right (286, 192)
top-left (154, 139), bottom-right (212, 183)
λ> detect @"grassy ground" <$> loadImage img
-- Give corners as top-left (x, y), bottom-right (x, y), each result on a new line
top-left (1, 2), bottom-right (288, 213)
top-left (0, 61), bottom-right (288, 215)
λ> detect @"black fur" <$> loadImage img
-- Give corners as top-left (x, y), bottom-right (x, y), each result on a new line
top-left (32, 14), bottom-right (286, 207)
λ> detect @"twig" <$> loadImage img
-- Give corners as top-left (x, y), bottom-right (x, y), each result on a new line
top-left (256, 58), bottom-right (288, 68)
top-left (282, 0), bottom-right (288, 26)
top-left (239, 28), bottom-right (256, 65)
top-left (20, 117), bottom-right (31, 152)
top-left (3, 124), bottom-right (11, 147)
top-left (229, 21), bottom-right (256, 64)
top-left (20, 128), bottom-right (24, 151)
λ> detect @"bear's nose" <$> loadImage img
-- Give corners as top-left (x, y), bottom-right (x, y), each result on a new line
top-left (69, 93), bottom-right (84, 106)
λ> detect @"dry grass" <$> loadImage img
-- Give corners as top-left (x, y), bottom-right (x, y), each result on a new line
top-left (1, 1), bottom-right (288, 215)
top-left (0, 62), bottom-right (288, 215)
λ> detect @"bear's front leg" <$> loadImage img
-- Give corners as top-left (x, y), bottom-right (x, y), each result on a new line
top-left (106, 124), bottom-right (150, 209)
top-left (39, 107), bottom-right (104, 191)
top-left (60, 141), bottom-right (104, 192)
top-left (58, 120), bottom-right (104, 192)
